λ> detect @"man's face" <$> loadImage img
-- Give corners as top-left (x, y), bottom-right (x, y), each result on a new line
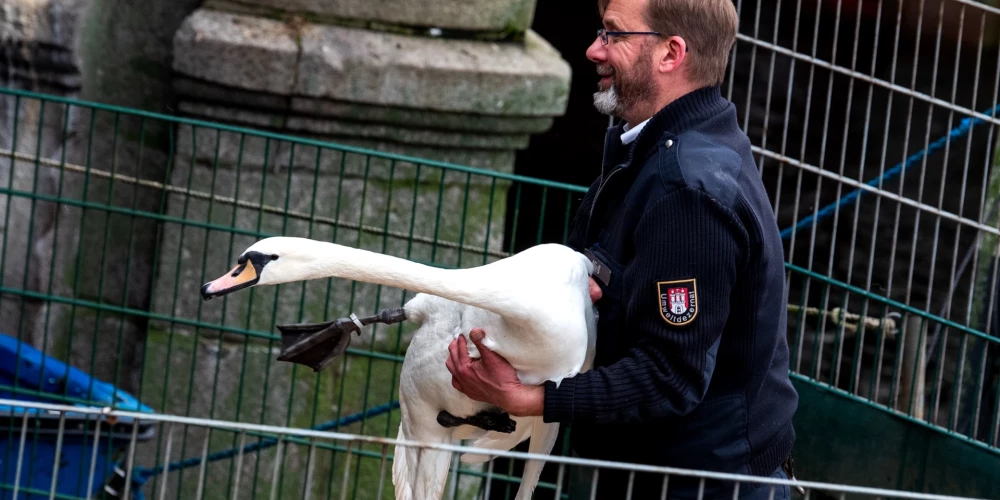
top-left (586, 0), bottom-right (660, 121)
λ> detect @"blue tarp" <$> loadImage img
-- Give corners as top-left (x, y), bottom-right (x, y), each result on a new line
top-left (0, 333), bottom-right (155, 500)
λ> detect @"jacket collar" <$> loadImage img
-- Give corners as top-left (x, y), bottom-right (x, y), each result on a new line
top-left (601, 85), bottom-right (730, 171)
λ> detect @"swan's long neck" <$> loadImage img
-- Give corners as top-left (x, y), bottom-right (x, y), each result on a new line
top-left (290, 241), bottom-right (513, 315)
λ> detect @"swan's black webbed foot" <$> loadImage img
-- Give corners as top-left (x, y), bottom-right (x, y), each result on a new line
top-left (436, 409), bottom-right (516, 434)
top-left (276, 308), bottom-right (407, 372)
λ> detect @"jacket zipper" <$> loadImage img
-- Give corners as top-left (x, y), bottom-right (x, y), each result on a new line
top-left (586, 165), bottom-right (622, 239)
top-left (586, 122), bottom-right (626, 240)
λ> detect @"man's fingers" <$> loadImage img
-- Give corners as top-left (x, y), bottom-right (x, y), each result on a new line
top-left (456, 335), bottom-right (471, 362)
top-left (469, 328), bottom-right (485, 344)
top-left (468, 327), bottom-right (517, 375)
top-left (447, 337), bottom-right (460, 368)
top-left (589, 277), bottom-right (603, 303)
top-left (448, 335), bottom-right (470, 376)
top-left (445, 352), bottom-right (456, 374)
top-left (447, 338), bottom-right (467, 393)
top-left (468, 328), bottom-right (494, 360)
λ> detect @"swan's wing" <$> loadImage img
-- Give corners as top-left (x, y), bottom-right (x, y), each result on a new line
top-left (462, 245), bottom-right (593, 326)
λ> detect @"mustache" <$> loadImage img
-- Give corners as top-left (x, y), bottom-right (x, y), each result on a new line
top-left (596, 64), bottom-right (615, 77)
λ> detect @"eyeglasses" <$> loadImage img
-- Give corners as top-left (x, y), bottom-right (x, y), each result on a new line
top-left (596, 28), bottom-right (689, 51)
top-left (597, 28), bottom-right (662, 45)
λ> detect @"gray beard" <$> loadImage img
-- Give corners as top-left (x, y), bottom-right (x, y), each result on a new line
top-left (593, 85), bottom-right (619, 116)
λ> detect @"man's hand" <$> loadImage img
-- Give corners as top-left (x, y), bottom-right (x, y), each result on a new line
top-left (589, 277), bottom-right (602, 303)
top-left (445, 328), bottom-right (544, 417)
top-left (444, 277), bottom-right (598, 416)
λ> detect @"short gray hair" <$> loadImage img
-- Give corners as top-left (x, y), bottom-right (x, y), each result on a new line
top-left (599, 0), bottom-right (739, 86)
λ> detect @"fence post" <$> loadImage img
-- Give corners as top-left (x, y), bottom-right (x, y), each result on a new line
top-left (898, 314), bottom-right (927, 420)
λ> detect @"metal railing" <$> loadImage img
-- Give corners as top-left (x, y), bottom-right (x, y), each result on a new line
top-left (0, 399), bottom-right (986, 500)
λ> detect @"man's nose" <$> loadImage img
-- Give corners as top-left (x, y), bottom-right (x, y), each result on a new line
top-left (586, 37), bottom-right (606, 63)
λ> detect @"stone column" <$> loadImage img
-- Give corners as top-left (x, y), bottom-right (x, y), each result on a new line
top-left (0, 0), bottom-right (86, 357)
top-left (2, 0), bottom-right (204, 405)
top-left (147, 3), bottom-right (570, 498)
top-left (168, 2), bottom-right (570, 170)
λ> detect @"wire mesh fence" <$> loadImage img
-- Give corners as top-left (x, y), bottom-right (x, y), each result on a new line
top-left (0, 0), bottom-right (998, 497)
top-left (723, 0), bottom-right (1000, 450)
top-left (0, 399), bottom-right (988, 500)
top-left (725, 0), bottom-right (1000, 327)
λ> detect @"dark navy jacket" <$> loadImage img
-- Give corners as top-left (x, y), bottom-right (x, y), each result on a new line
top-left (542, 86), bottom-right (798, 496)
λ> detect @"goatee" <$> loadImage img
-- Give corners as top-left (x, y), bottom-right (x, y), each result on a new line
top-left (593, 85), bottom-right (619, 116)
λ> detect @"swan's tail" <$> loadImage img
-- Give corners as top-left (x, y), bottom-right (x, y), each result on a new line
top-left (515, 420), bottom-right (560, 500)
top-left (456, 418), bottom-right (559, 499)
top-left (391, 423), bottom-right (452, 500)
top-left (391, 424), bottom-right (416, 500)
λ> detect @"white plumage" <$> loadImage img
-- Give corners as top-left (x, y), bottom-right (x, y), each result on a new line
top-left (202, 237), bottom-right (597, 500)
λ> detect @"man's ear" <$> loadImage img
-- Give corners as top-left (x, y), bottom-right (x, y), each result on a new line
top-left (658, 36), bottom-right (687, 74)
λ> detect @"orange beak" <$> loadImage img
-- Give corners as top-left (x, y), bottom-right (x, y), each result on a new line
top-left (201, 262), bottom-right (259, 300)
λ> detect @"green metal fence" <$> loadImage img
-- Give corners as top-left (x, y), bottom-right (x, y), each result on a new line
top-left (1, 84), bottom-right (999, 500)
top-left (0, 85), bottom-right (589, 500)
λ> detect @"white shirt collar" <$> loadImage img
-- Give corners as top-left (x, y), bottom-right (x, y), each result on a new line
top-left (621, 118), bottom-right (650, 145)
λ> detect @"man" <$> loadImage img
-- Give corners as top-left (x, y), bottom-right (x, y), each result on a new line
top-left (446, 0), bottom-right (799, 497)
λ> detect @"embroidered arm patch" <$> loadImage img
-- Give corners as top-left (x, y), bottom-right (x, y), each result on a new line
top-left (658, 279), bottom-right (698, 326)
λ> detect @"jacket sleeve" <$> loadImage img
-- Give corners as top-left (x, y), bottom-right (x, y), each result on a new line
top-left (542, 187), bottom-right (746, 425)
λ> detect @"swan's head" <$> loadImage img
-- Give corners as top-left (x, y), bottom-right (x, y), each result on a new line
top-left (200, 237), bottom-right (325, 300)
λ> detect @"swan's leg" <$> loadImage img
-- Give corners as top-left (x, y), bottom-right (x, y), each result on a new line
top-left (409, 442), bottom-right (453, 500)
top-left (514, 420), bottom-right (560, 500)
top-left (275, 308), bottom-right (407, 371)
top-left (436, 408), bottom-right (516, 434)
top-left (275, 319), bottom-right (354, 372)
top-left (459, 417), bottom-right (533, 465)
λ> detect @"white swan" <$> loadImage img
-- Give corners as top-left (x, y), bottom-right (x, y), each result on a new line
top-left (200, 236), bottom-right (597, 500)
